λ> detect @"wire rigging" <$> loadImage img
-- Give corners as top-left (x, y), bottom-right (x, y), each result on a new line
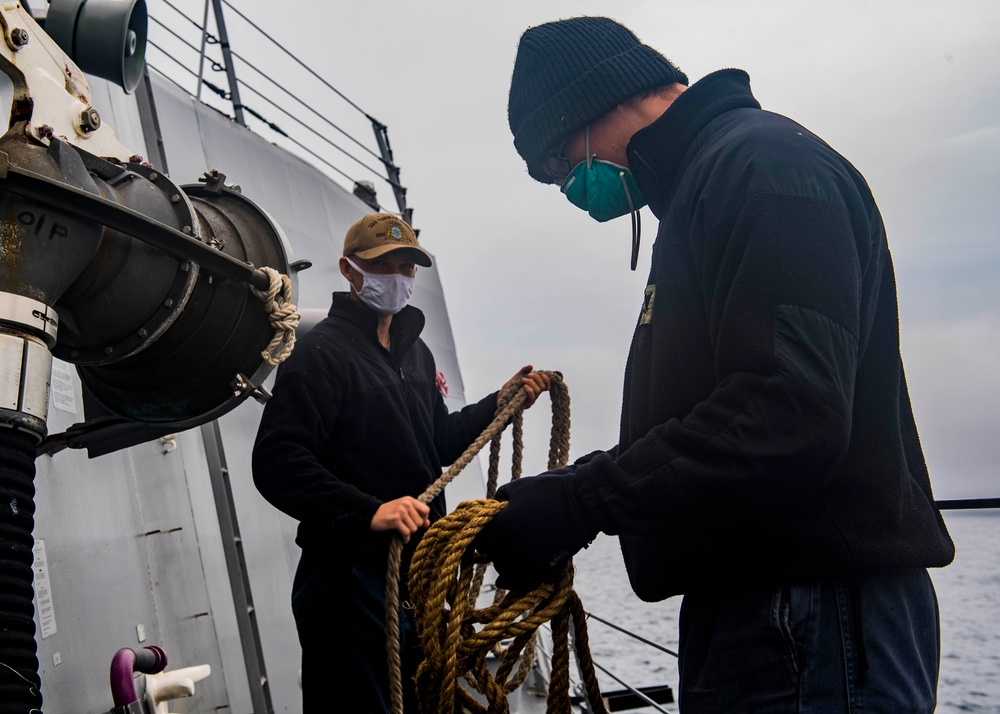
top-left (220, 0), bottom-right (374, 120)
top-left (590, 660), bottom-right (672, 714)
top-left (149, 15), bottom-right (202, 54)
top-left (151, 10), bottom-right (389, 177)
top-left (275, 129), bottom-right (369, 187)
top-left (236, 78), bottom-right (393, 182)
top-left (148, 2), bottom-right (408, 204)
top-left (586, 611), bottom-right (678, 658)
top-left (228, 46), bottom-right (385, 163)
top-left (147, 40), bottom-right (201, 79)
top-left (147, 32), bottom-right (375, 188)
top-left (937, 497), bottom-right (1000, 510)
top-left (159, 0), bottom-right (206, 32)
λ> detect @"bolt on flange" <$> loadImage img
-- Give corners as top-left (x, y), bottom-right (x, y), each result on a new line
top-left (80, 107), bottom-right (101, 133)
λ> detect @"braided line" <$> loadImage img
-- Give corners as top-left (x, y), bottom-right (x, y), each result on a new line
top-left (408, 496), bottom-right (609, 714)
top-left (386, 386), bottom-right (530, 713)
top-left (409, 501), bottom-right (573, 713)
top-left (385, 372), bottom-right (606, 714)
top-left (569, 592), bottom-right (605, 710)
top-left (547, 601), bottom-right (572, 713)
top-left (250, 266), bottom-right (300, 366)
top-left (547, 380), bottom-right (571, 470)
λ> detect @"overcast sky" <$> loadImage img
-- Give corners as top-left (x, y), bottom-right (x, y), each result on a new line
top-left (151, 0), bottom-right (999, 500)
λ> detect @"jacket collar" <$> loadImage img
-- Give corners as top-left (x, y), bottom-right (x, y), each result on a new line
top-left (328, 292), bottom-right (425, 354)
top-left (626, 69), bottom-right (760, 219)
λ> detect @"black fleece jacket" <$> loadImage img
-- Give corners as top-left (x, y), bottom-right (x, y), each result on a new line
top-left (253, 293), bottom-right (498, 567)
top-left (572, 70), bottom-right (954, 601)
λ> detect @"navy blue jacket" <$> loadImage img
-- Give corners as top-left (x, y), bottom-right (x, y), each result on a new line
top-left (253, 293), bottom-right (498, 567)
top-left (573, 70), bottom-right (955, 600)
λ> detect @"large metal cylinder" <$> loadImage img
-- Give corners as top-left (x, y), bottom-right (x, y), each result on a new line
top-left (0, 324), bottom-right (52, 437)
top-left (72, 180), bottom-right (293, 425)
top-left (53, 161), bottom-right (202, 366)
top-left (0, 134), bottom-right (105, 309)
top-left (0, 134), bottom-right (295, 430)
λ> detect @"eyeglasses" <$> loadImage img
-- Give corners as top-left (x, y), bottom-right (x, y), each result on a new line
top-left (542, 127), bottom-right (591, 184)
top-left (542, 151), bottom-right (572, 184)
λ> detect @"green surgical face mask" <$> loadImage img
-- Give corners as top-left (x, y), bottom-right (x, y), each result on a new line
top-left (559, 127), bottom-right (646, 222)
top-left (559, 127), bottom-right (645, 270)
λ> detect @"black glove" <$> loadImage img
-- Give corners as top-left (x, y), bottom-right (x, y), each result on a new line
top-left (573, 448), bottom-right (612, 466)
top-left (475, 469), bottom-right (598, 591)
top-left (516, 464), bottom-right (576, 479)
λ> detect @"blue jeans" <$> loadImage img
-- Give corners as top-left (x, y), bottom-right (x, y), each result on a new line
top-left (292, 551), bottom-right (419, 713)
top-left (677, 568), bottom-right (939, 713)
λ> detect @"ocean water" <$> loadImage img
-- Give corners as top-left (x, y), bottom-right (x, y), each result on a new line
top-left (570, 510), bottom-right (1000, 713)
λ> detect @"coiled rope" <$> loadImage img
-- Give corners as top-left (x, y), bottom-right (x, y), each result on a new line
top-left (250, 266), bottom-right (300, 365)
top-left (383, 372), bottom-right (607, 713)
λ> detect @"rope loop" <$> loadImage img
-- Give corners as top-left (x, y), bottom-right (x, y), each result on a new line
top-left (250, 266), bottom-right (300, 365)
top-left (409, 500), bottom-right (610, 714)
top-left (381, 371), bottom-right (606, 714)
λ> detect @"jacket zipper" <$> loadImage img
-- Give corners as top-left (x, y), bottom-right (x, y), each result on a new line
top-left (384, 346), bottom-right (436, 485)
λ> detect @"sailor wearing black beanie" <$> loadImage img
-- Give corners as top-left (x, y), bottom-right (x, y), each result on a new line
top-left (477, 15), bottom-right (954, 714)
top-left (507, 16), bottom-right (688, 184)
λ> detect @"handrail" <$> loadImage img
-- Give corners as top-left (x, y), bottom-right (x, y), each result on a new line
top-left (147, 2), bottom-right (411, 217)
top-left (586, 611), bottom-right (678, 658)
top-left (590, 660), bottom-right (671, 714)
top-left (936, 498), bottom-right (1000, 510)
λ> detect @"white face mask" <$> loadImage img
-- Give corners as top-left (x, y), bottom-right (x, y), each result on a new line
top-left (346, 257), bottom-right (415, 315)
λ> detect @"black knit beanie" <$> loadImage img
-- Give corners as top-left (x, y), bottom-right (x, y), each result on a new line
top-left (508, 17), bottom-right (688, 183)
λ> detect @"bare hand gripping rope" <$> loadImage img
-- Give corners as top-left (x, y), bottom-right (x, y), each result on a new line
top-left (383, 372), bottom-right (608, 714)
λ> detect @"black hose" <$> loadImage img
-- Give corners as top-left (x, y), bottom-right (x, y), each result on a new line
top-left (0, 428), bottom-right (43, 713)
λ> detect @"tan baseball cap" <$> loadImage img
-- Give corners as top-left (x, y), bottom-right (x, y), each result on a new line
top-left (342, 212), bottom-right (432, 267)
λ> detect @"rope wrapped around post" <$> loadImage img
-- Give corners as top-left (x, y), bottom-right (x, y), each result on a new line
top-left (250, 265), bottom-right (300, 365)
top-left (382, 372), bottom-right (606, 713)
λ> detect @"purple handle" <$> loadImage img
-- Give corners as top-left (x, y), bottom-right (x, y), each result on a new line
top-left (110, 645), bottom-right (168, 707)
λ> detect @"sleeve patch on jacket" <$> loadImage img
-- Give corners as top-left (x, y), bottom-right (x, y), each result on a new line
top-left (640, 284), bottom-right (656, 326)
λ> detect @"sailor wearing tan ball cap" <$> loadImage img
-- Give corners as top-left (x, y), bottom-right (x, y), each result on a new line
top-left (253, 212), bottom-right (549, 712)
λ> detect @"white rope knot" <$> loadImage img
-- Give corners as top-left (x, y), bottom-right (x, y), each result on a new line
top-left (250, 266), bottom-right (300, 366)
